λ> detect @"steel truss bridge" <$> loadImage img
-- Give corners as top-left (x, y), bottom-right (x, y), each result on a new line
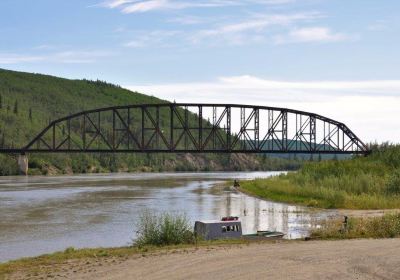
top-left (0, 103), bottom-right (369, 155)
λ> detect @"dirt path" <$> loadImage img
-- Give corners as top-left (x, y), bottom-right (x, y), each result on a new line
top-left (11, 239), bottom-right (400, 280)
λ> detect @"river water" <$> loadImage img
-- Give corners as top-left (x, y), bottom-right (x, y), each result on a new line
top-left (0, 172), bottom-right (336, 262)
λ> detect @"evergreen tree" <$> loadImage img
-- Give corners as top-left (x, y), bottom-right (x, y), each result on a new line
top-left (13, 100), bottom-right (18, 115)
top-left (0, 94), bottom-right (2, 109)
top-left (29, 108), bottom-right (33, 121)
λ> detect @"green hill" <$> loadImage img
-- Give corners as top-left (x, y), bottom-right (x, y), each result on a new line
top-left (0, 68), bottom-right (301, 175)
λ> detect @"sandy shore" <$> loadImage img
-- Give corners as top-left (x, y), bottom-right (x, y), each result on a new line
top-left (8, 238), bottom-right (400, 280)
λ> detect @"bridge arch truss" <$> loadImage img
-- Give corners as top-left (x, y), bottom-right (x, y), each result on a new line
top-left (21, 103), bottom-right (369, 154)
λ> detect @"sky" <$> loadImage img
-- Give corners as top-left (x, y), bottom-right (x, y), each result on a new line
top-left (0, 0), bottom-right (399, 143)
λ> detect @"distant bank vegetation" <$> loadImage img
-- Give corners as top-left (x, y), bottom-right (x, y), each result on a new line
top-left (241, 144), bottom-right (400, 209)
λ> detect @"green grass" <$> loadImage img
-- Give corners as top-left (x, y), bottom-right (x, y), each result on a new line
top-left (310, 213), bottom-right (400, 239)
top-left (240, 144), bottom-right (400, 209)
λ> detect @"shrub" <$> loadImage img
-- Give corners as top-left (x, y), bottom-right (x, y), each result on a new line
top-left (310, 214), bottom-right (400, 239)
top-left (134, 210), bottom-right (194, 247)
top-left (386, 170), bottom-right (400, 195)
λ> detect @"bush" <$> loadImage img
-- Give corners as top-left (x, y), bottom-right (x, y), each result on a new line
top-left (311, 214), bottom-right (400, 239)
top-left (134, 210), bottom-right (194, 247)
top-left (386, 170), bottom-right (400, 195)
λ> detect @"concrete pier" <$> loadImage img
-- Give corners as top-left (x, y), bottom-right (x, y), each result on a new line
top-left (17, 154), bottom-right (28, 175)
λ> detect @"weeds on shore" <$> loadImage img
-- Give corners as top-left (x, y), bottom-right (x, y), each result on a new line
top-left (310, 214), bottom-right (400, 239)
top-left (240, 144), bottom-right (400, 209)
top-left (134, 210), bottom-right (195, 246)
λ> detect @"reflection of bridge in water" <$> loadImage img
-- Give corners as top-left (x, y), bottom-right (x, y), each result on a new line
top-left (0, 103), bottom-right (369, 173)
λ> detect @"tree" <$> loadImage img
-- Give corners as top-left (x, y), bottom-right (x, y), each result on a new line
top-left (13, 100), bottom-right (18, 115)
top-left (0, 94), bottom-right (2, 109)
top-left (29, 108), bottom-right (33, 121)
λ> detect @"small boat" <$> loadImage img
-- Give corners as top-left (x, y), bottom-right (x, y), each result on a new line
top-left (243, 230), bottom-right (285, 239)
top-left (194, 217), bottom-right (284, 240)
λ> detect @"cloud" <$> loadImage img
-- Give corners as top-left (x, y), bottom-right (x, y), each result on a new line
top-left (123, 30), bottom-right (181, 48)
top-left (99, 0), bottom-right (295, 13)
top-left (368, 20), bottom-right (388, 31)
top-left (274, 27), bottom-right (349, 44)
top-left (127, 75), bottom-right (400, 102)
top-left (125, 76), bottom-right (400, 142)
top-left (0, 53), bottom-right (44, 64)
top-left (116, 12), bottom-right (342, 48)
top-left (98, 0), bottom-right (138, 8)
top-left (0, 50), bottom-right (113, 65)
top-left (167, 15), bottom-right (208, 25)
top-left (190, 12), bottom-right (322, 45)
top-left (99, 0), bottom-right (240, 13)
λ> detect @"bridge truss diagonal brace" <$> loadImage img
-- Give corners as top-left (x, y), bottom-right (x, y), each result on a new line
top-left (10, 103), bottom-right (369, 155)
top-left (171, 106), bottom-right (199, 150)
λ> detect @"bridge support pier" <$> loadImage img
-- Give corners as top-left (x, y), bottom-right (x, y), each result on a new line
top-left (17, 154), bottom-right (28, 175)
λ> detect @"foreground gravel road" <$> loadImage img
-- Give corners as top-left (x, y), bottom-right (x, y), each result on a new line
top-left (71, 239), bottom-right (400, 280)
top-left (8, 239), bottom-right (400, 280)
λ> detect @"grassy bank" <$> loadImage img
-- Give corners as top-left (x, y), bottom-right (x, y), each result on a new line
top-left (240, 144), bottom-right (400, 209)
top-left (311, 213), bottom-right (400, 239)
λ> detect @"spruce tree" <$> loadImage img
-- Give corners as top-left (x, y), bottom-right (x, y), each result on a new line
top-left (13, 100), bottom-right (18, 115)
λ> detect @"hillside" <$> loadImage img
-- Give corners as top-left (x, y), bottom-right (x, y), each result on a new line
top-left (0, 68), bottom-right (301, 175)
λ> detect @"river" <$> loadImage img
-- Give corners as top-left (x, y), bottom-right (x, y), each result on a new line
top-left (0, 172), bottom-right (336, 262)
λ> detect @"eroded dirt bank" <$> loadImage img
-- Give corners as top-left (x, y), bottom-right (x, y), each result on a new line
top-left (9, 239), bottom-right (400, 280)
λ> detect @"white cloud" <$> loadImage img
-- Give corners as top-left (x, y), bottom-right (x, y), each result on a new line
top-left (368, 20), bottom-right (388, 31)
top-left (125, 76), bottom-right (400, 142)
top-left (0, 50), bottom-right (113, 65)
top-left (100, 0), bottom-right (295, 13)
top-left (99, 0), bottom-right (139, 8)
top-left (190, 12), bottom-right (322, 45)
top-left (100, 0), bottom-right (240, 13)
top-left (167, 15), bottom-right (208, 25)
top-left (274, 27), bottom-right (349, 44)
top-left (122, 0), bottom-right (168, 13)
top-left (0, 53), bottom-right (44, 64)
top-left (123, 30), bottom-right (181, 48)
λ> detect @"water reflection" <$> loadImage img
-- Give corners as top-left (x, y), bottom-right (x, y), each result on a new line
top-left (0, 172), bottom-right (336, 262)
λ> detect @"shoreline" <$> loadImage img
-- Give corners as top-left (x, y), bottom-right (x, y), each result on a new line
top-left (0, 169), bottom-right (285, 178)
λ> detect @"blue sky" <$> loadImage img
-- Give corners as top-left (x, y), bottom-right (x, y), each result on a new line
top-left (0, 0), bottom-right (399, 142)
